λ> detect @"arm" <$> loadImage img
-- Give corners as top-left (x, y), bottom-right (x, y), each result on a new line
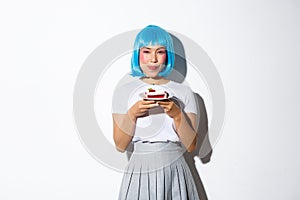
top-left (158, 101), bottom-right (197, 152)
top-left (173, 112), bottom-right (197, 152)
top-left (113, 100), bottom-right (158, 152)
top-left (112, 113), bottom-right (136, 152)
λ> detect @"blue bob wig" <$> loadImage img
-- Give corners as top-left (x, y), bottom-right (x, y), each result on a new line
top-left (131, 25), bottom-right (175, 77)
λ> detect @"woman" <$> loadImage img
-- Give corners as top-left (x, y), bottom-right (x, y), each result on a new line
top-left (112, 25), bottom-right (200, 200)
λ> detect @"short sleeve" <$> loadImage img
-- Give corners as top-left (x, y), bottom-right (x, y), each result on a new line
top-left (111, 85), bottom-right (128, 114)
top-left (182, 86), bottom-right (197, 114)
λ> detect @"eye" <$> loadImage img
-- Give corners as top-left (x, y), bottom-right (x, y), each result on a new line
top-left (157, 50), bottom-right (166, 54)
top-left (141, 50), bottom-right (150, 54)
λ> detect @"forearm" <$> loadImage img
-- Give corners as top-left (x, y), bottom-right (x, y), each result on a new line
top-left (173, 112), bottom-right (197, 152)
top-left (113, 113), bottom-right (136, 152)
top-left (113, 100), bottom-right (158, 152)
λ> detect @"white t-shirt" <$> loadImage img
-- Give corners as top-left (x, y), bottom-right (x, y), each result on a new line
top-left (112, 78), bottom-right (197, 143)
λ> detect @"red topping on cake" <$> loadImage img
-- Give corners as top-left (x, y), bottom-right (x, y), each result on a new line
top-left (145, 88), bottom-right (169, 99)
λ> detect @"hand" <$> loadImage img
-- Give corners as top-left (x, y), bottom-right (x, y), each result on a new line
top-left (128, 100), bottom-right (158, 121)
top-left (157, 100), bottom-right (182, 119)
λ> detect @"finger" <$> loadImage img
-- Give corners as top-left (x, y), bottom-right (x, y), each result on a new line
top-left (140, 103), bottom-right (159, 109)
top-left (160, 104), bottom-right (171, 111)
top-left (157, 101), bottom-right (172, 107)
top-left (142, 100), bottom-right (156, 105)
top-left (157, 104), bottom-right (168, 109)
top-left (144, 104), bottom-right (159, 109)
top-left (136, 112), bottom-right (146, 117)
top-left (163, 107), bottom-right (170, 113)
top-left (156, 101), bottom-right (170, 105)
top-left (139, 109), bottom-right (148, 113)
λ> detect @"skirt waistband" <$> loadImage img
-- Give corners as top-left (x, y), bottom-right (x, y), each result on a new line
top-left (133, 141), bottom-right (183, 153)
top-left (128, 141), bottom-right (186, 173)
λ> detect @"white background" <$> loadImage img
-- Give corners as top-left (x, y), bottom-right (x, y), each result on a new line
top-left (1, 0), bottom-right (300, 199)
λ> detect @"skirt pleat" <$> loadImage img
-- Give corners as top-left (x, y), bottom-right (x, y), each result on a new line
top-left (173, 165), bottom-right (183, 199)
top-left (118, 142), bottom-right (200, 200)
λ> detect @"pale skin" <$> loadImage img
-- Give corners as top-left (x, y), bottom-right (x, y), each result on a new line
top-left (113, 45), bottom-right (197, 152)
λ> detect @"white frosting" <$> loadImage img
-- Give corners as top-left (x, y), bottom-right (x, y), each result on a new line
top-left (145, 89), bottom-right (166, 97)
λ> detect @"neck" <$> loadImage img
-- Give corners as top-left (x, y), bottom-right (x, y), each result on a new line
top-left (140, 77), bottom-right (170, 85)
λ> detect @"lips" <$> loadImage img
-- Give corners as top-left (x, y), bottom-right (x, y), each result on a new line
top-left (148, 65), bottom-right (159, 70)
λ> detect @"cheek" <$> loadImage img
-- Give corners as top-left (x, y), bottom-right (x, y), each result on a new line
top-left (159, 54), bottom-right (167, 63)
top-left (139, 53), bottom-right (147, 64)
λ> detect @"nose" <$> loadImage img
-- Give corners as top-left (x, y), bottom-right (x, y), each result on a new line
top-left (150, 52), bottom-right (158, 63)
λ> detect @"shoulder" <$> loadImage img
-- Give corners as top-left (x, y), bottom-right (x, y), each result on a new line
top-left (113, 78), bottom-right (142, 93)
top-left (168, 81), bottom-right (193, 93)
top-left (167, 81), bottom-right (196, 103)
top-left (168, 81), bottom-right (197, 114)
top-left (112, 78), bottom-right (147, 105)
top-left (112, 78), bottom-right (142, 113)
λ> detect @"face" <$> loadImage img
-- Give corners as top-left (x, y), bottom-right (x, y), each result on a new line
top-left (139, 45), bottom-right (167, 78)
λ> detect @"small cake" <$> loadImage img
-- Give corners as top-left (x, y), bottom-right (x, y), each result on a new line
top-left (145, 88), bottom-right (169, 99)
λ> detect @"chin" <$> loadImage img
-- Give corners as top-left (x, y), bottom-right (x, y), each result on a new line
top-left (146, 74), bottom-right (159, 78)
top-left (144, 72), bottom-right (160, 78)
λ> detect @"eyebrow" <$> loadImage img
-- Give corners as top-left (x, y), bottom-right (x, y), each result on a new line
top-left (141, 47), bottom-right (166, 50)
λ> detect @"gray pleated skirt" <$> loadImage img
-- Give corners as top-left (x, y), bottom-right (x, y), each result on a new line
top-left (118, 141), bottom-right (200, 200)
